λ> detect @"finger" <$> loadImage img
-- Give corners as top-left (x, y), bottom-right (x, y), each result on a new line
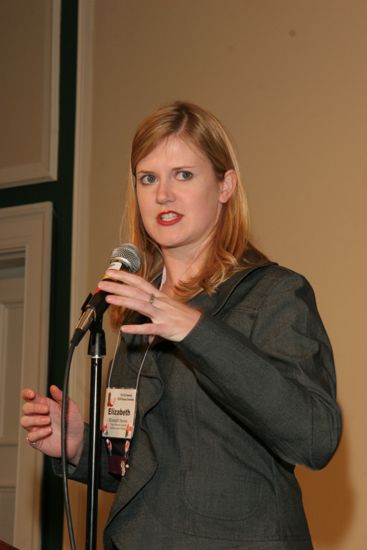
top-left (21, 387), bottom-right (36, 401)
top-left (49, 385), bottom-right (63, 404)
top-left (21, 388), bottom-right (50, 410)
top-left (26, 433), bottom-right (39, 449)
top-left (100, 277), bottom-right (165, 306)
top-left (105, 270), bottom-right (160, 295)
top-left (106, 295), bottom-right (158, 318)
top-left (21, 415), bottom-right (51, 429)
top-left (22, 401), bottom-right (49, 415)
top-left (99, 280), bottom-right (150, 302)
top-left (120, 322), bottom-right (158, 335)
top-left (26, 425), bottom-right (52, 443)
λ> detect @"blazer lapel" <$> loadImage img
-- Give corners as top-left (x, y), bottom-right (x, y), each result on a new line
top-left (106, 262), bottom-right (275, 525)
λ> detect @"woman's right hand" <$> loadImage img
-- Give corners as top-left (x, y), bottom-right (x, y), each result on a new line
top-left (20, 385), bottom-right (84, 465)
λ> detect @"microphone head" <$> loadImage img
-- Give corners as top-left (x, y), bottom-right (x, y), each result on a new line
top-left (111, 243), bottom-right (142, 273)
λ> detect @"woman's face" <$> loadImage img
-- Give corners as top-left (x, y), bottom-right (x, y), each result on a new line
top-left (135, 136), bottom-right (235, 258)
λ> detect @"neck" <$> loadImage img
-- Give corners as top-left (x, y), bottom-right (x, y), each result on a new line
top-left (160, 246), bottom-right (207, 294)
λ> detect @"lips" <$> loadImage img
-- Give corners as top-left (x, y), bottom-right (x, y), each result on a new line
top-left (157, 211), bottom-right (183, 226)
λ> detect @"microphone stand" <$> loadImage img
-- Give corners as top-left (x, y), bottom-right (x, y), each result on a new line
top-left (86, 318), bottom-right (105, 550)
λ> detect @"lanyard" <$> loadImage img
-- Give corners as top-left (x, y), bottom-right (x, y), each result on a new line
top-left (103, 334), bottom-right (152, 476)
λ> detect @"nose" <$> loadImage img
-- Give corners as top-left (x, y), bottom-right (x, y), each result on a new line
top-left (156, 177), bottom-right (175, 205)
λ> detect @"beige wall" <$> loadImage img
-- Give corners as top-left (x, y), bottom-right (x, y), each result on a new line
top-left (0, 0), bottom-right (59, 187)
top-left (85, 1), bottom-right (366, 548)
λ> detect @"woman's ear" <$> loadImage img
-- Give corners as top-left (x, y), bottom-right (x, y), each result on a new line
top-left (219, 170), bottom-right (237, 203)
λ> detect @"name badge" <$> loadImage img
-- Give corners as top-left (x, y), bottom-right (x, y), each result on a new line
top-left (102, 387), bottom-right (136, 439)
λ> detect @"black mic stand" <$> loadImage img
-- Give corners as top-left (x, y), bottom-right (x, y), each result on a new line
top-left (86, 318), bottom-right (106, 550)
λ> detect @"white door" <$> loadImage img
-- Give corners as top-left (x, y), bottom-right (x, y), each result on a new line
top-left (0, 202), bottom-right (52, 550)
top-left (0, 254), bottom-right (24, 545)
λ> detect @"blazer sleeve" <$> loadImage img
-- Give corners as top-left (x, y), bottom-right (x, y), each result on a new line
top-left (52, 424), bottom-right (120, 493)
top-left (177, 270), bottom-right (342, 470)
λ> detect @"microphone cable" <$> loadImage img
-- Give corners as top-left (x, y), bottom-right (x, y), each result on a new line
top-left (61, 342), bottom-right (77, 550)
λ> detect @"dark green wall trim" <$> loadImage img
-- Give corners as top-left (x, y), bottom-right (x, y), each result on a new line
top-left (41, 2), bottom-right (79, 548)
top-left (0, 1), bottom-right (78, 549)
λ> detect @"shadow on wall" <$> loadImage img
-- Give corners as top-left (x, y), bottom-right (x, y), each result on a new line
top-left (296, 424), bottom-right (353, 547)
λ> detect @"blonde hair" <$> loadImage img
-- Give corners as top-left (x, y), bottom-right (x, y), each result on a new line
top-left (112, 101), bottom-right (267, 326)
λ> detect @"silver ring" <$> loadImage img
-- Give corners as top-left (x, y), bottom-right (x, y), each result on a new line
top-left (149, 293), bottom-right (156, 305)
top-left (27, 436), bottom-right (37, 448)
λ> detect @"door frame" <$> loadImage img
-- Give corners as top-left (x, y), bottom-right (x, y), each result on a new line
top-left (0, 202), bottom-right (52, 550)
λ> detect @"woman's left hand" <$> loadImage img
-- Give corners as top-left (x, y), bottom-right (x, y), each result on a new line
top-left (98, 270), bottom-right (202, 342)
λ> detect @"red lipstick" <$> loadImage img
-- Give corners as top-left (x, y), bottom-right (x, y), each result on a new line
top-left (157, 211), bottom-right (183, 226)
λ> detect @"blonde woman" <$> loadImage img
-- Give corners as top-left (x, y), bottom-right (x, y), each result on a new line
top-left (21, 102), bottom-right (341, 549)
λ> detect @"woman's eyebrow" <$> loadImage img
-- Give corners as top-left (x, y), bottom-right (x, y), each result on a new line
top-left (136, 169), bottom-right (155, 174)
top-left (136, 165), bottom-right (197, 174)
top-left (171, 165), bottom-right (196, 170)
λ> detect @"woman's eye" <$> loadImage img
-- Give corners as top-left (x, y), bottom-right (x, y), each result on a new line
top-left (140, 174), bottom-right (157, 185)
top-left (176, 170), bottom-right (193, 181)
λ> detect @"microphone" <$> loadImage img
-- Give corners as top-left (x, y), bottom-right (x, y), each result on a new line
top-left (71, 244), bottom-right (142, 346)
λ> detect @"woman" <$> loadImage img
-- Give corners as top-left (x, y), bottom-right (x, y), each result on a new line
top-left (21, 101), bottom-right (341, 549)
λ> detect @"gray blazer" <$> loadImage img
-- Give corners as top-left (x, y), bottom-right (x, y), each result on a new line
top-left (69, 264), bottom-right (341, 549)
